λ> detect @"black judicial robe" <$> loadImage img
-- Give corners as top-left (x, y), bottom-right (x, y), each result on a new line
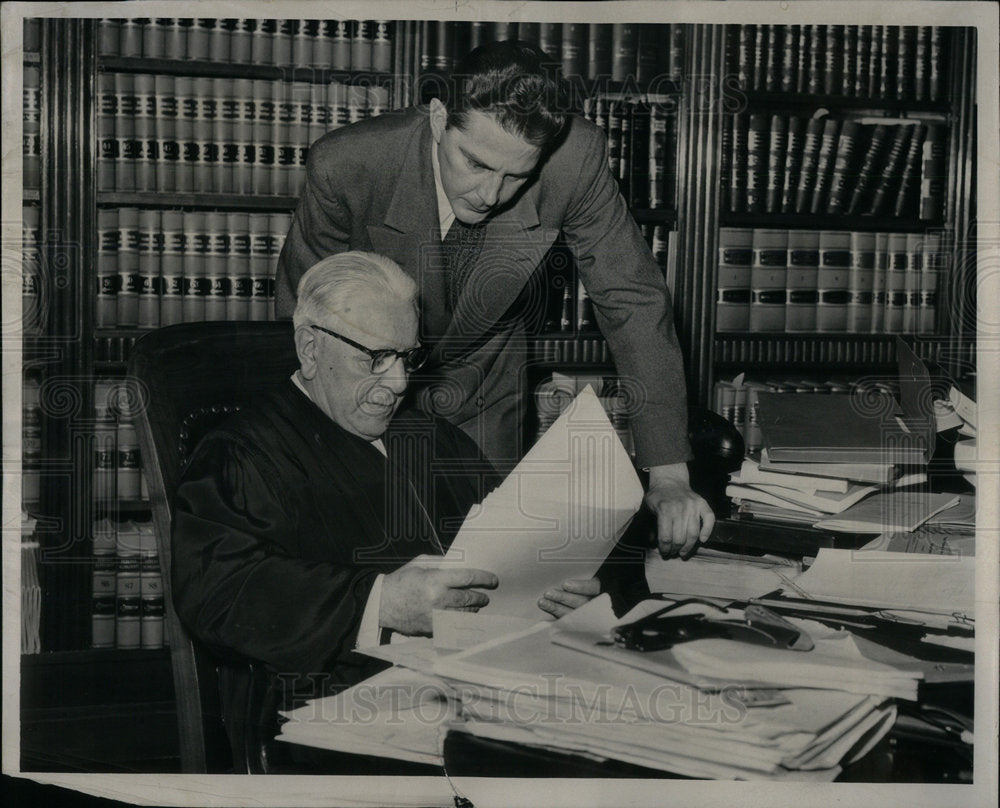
top-left (171, 381), bottom-right (499, 701)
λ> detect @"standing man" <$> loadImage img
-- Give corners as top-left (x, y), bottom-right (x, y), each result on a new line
top-left (275, 40), bottom-right (713, 558)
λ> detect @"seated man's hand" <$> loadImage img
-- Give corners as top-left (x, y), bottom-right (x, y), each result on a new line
top-left (537, 577), bottom-right (601, 619)
top-left (380, 559), bottom-right (498, 636)
top-left (646, 462), bottom-right (715, 559)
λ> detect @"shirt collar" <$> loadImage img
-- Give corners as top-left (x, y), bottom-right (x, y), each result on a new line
top-left (430, 137), bottom-right (455, 239)
top-left (290, 371), bottom-right (387, 456)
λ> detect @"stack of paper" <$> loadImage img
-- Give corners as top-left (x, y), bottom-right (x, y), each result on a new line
top-left (644, 545), bottom-right (801, 601)
top-left (431, 597), bottom-right (906, 780)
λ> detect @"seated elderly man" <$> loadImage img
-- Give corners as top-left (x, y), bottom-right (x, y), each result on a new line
top-left (171, 251), bottom-right (598, 765)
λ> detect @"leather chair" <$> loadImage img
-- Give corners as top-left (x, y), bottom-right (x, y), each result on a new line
top-left (128, 321), bottom-right (298, 773)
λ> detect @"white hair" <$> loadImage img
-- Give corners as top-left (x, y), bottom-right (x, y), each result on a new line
top-left (292, 251), bottom-right (418, 330)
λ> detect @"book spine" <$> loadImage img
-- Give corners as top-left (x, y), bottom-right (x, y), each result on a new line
top-left (193, 76), bottom-right (218, 193)
top-left (115, 72), bottom-right (138, 192)
top-left (897, 26), bottom-right (915, 101)
top-left (576, 276), bottom-right (596, 331)
top-left (96, 208), bottom-right (120, 328)
top-left (230, 18), bottom-right (252, 64)
top-left (816, 230), bottom-right (851, 332)
top-left (893, 122), bottom-right (927, 218)
top-left (21, 206), bottom-right (42, 335)
top-left (215, 77), bottom-right (237, 195)
top-left (784, 229), bottom-right (820, 332)
top-left (492, 21), bottom-right (518, 41)
top-left (823, 25), bottom-right (842, 95)
top-left (752, 25), bottom-right (766, 91)
top-left (796, 25), bottom-right (810, 94)
top-left (155, 75), bottom-right (179, 192)
top-left (160, 210), bottom-right (184, 327)
top-left (878, 26), bottom-right (897, 100)
top-left (252, 79), bottom-right (275, 195)
top-left (611, 23), bottom-right (638, 83)
top-left (918, 124), bottom-right (946, 221)
top-left (274, 82), bottom-right (297, 196)
top-left (561, 23), bottom-right (588, 79)
top-left (96, 71), bottom-right (116, 191)
top-left (715, 227), bottom-right (754, 332)
top-left (825, 120), bottom-right (862, 215)
top-left (846, 231), bottom-right (876, 332)
top-left (539, 23), bottom-right (561, 62)
top-left (749, 228), bottom-right (788, 332)
top-left (806, 25), bottom-right (824, 95)
top-left (867, 24), bottom-right (882, 98)
top-left (729, 113), bottom-right (748, 213)
top-left (650, 104), bottom-right (676, 209)
top-left (175, 76), bottom-right (195, 193)
top-left (273, 19), bottom-right (294, 66)
top-left (902, 233), bottom-right (923, 332)
top-left (929, 27), bottom-right (945, 101)
top-left (519, 23), bottom-right (540, 45)
top-left (780, 25), bottom-right (798, 93)
top-left (765, 114), bottom-right (787, 214)
top-left (97, 19), bottom-right (120, 57)
top-left (629, 101), bottom-right (651, 208)
top-left (137, 208), bottom-right (161, 329)
top-left (214, 18), bottom-right (234, 63)
top-left (204, 211), bottom-right (229, 321)
top-left (668, 25), bottom-right (684, 80)
top-left (115, 540), bottom-right (141, 650)
top-left (855, 26), bottom-right (872, 98)
top-left (846, 123), bottom-right (889, 215)
top-left (232, 78), bottom-right (255, 195)
top-left (182, 210), bottom-right (207, 322)
top-left (139, 547), bottom-right (164, 650)
top-left (883, 232), bottom-right (909, 332)
top-left (252, 19), bottom-right (276, 66)
top-left (227, 212), bottom-right (252, 321)
top-left (870, 232), bottom-right (888, 333)
top-left (248, 213), bottom-right (272, 322)
top-left (914, 26), bottom-right (931, 101)
top-left (736, 25), bottom-right (754, 89)
top-left (918, 232), bottom-right (943, 333)
top-left (809, 118), bottom-right (842, 215)
top-left (351, 20), bottom-right (373, 71)
top-left (117, 207), bottom-right (140, 327)
top-left (745, 113), bottom-right (768, 214)
top-left (588, 23), bottom-right (612, 80)
top-left (606, 101), bottom-right (623, 180)
top-left (618, 101), bottom-right (632, 201)
top-left (120, 18), bottom-right (144, 58)
top-left (841, 26), bottom-right (857, 97)
top-left (635, 24), bottom-right (658, 84)
top-left (866, 124), bottom-right (913, 216)
top-left (268, 214), bottom-right (290, 320)
top-left (718, 111), bottom-right (732, 214)
top-left (763, 25), bottom-right (780, 92)
top-left (794, 117), bottom-right (825, 214)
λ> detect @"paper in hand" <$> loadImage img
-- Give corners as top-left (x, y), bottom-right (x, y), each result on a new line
top-left (445, 387), bottom-right (644, 619)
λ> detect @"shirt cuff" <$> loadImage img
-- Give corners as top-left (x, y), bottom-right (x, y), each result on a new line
top-left (356, 573), bottom-right (386, 649)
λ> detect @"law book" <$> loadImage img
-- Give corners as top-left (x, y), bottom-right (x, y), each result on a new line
top-left (273, 19), bottom-right (294, 66)
top-left (892, 122), bottom-right (927, 218)
top-left (883, 232), bottom-right (909, 333)
top-left (116, 207), bottom-right (140, 327)
top-left (793, 117), bottom-right (825, 214)
top-left (757, 393), bottom-right (930, 466)
top-left (929, 27), bottom-right (945, 101)
top-left (815, 230), bottom-right (851, 332)
top-left (764, 114), bottom-right (787, 214)
top-left (759, 449), bottom-right (898, 486)
top-left (193, 76), bottom-right (219, 192)
top-left (869, 232), bottom-right (889, 333)
top-left (252, 19), bottom-right (276, 66)
top-left (854, 26), bottom-right (872, 97)
top-left (491, 21), bottom-right (518, 41)
top-left (137, 208), bottom-right (162, 329)
top-left (668, 24), bottom-right (684, 80)
top-left (763, 25), bottom-right (781, 92)
top-left (748, 229), bottom-right (788, 332)
top-left (896, 26), bottom-right (916, 102)
top-left (806, 25), bottom-right (824, 94)
top-left (538, 23), bottom-right (561, 61)
top-left (588, 23), bottom-right (612, 80)
top-left (841, 26), bottom-right (857, 97)
top-left (606, 101), bottom-right (623, 180)
top-left (634, 23), bottom-right (659, 84)
top-left (518, 22), bottom-right (540, 44)
top-left (918, 232), bottom-right (943, 333)
top-left (230, 18), bottom-right (252, 64)
top-left (159, 210), bottom-right (183, 327)
top-left (845, 123), bottom-right (891, 215)
top-left (752, 25), bottom-right (766, 90)
top-left (865, 124), bottom-right (914, 216)
top-left (745, 113), bottom-right (768, 214)
top-left (561, 22), bottom-right (588, 78)
top-left (846, 231), bottom-right (877, 333)
top-left (114, 72), bottom-right (138, 192)
top-left (96, 71), bottom-right (117, 191)
top-left (902, 233), bottom-right (923, 332)
top-left (742, 382), bottom-right (770, 453)
top-left (878, 26), bottom-right (897, 100)
top-left (119, 18), bottom-right (143, 58)
top-left (736, 25), bottom-right (755, 89)
top-left (182, 210), bottom-right (207, 323)
top-left (576, 277), bottom-right (596, 332)
top-left (780, 25), bottom-right (798, 93)
top-left (213, 77), bottom-right (236, 195)
top-left (715, 228), bottom-right (753, 332)
top-left (628, 102), bottom-right (651, 209)
top-left (226, 212), bottom-right (251, 322)
top-left (617, 102), bottom-right (632, 202)
top-left (248, 213), bottom-right (272, 322)
top-left (913, 26), bottom-right (931, 101)
top-left (155, 75), bottom-right (179, 192)
top-left (371, 20), bottom-right (393, 73)
top-left (291, 19), bottom-right (317, 70)
top-left (822, 25), bottom-right (843, 96)
top-left (718, 112), bottom-right (732, 214)
top-left (96, 208), bottom-right (119, 328)
top-left (97, 18), bottom-right (120, 57)
top-left (203, 211), bottom-right (229, 321)
top-left (795, 25), bottom-right (810, 94)
top-left (784, 230), bottom-right (820, 332)
top-left (350, 20), bottom-right (373, 71)
top-left (611, 23), bottom-right (638, 83)
top-left (809, 118), bottom-right (842, 215)
top-left (918, 124), bottom-right (947, 221)
top-left (867, 23), bottom-right (883, 98)
top-left (729, 113), bottom-right (749, 213)
top-left (825, 120), bottom-right (862, 215)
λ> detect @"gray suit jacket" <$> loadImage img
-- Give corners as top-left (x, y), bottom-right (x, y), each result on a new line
top-left (276, 106), bottom-right (691, 469)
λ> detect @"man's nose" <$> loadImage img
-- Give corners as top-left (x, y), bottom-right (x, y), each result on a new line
top-left (477, 172), bottom-right (503, 208)
top-left (380, 358), bottom-right (409, 394)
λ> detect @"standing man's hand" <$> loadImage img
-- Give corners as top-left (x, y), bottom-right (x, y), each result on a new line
top-left (645, 463), bottom-right (715, 558)
top-left (380, 558), bottom-right (498, 636)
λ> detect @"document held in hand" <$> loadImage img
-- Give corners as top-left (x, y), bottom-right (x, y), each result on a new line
top-left (444, 387), bottom-right (644, 619)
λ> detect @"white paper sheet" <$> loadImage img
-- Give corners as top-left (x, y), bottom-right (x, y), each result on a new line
top-left (443, 387), bottom-right (644, 619)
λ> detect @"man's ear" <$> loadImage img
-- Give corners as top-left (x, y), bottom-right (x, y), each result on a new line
top-left (294, 325), bottom-right (319, 380)
top-left (429, 97), bottom-right (447, 143)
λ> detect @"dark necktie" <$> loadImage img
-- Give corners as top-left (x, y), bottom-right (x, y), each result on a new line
top-left (441, 219), bottom-right (487, 311)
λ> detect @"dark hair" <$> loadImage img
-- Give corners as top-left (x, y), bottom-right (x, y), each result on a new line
top-left (447, 40), bottom-right (568, 150)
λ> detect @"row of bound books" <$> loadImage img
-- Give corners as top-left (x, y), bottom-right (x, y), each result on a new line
top-left (729, 24), bottom-right (949, 102)
top-left (583, 98), bottom-right (677, 210)
top-left (724, 114), bottom-right (946, 220)
top-left (534, 373), bottom-right (633, 455)
top-left (23, 65), bottom-right (40, 188)
top-left (717, 228), bottom-right (944, 334)
top-left (421, 21), bottom-right (684, 87)
top-left (96, 18), bottom-right (395, 72)
top-left (97, 72), bottom-right (388, 196)
top-left (95, 208), bottom-right (291, 329)
top-left (92, 519), bottom-right (165, 650)
top-left (541, 225), bottom-right (672, 334)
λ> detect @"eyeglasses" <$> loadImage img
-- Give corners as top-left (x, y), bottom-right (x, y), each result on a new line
top-left (310, 324), bottom-right (429, 374)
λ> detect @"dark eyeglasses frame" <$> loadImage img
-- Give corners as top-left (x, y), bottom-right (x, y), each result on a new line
top-left (310, 324), bottom-right (429, 374)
